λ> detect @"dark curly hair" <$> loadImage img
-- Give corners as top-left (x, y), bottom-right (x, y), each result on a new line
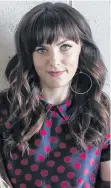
top-left (1, 2), bottom-right (110, 156)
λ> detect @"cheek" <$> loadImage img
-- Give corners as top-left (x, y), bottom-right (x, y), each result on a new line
top-left (34, 62), bottom-right (42, 70)
top-left (65, 54), bottom-right (79, 73)
top-left (33, 56), bottom-right (45, 74)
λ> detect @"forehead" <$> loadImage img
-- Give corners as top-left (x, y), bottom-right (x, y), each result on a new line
top-left (42, 37), bottom-right (80, 46)
top-left (43, 37), bottom-right (69, 44)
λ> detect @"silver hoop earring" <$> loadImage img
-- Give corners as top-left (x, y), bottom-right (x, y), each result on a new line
top-left (39, 89), bottom-right (43, 96)
top-left (70, 71), bottom-right (92, 95)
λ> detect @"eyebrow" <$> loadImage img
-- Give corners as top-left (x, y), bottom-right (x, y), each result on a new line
top-left (41, 40), bottom-right (70, 47)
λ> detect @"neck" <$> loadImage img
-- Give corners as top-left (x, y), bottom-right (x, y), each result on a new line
top-left (40, 84), bottom-right (71, 105)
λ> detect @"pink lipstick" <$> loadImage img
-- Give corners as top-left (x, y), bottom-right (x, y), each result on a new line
top-left (48, 71), bottom-right (65, 77)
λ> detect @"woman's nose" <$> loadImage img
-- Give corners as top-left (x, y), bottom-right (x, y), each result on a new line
top-left (49, 58), bottom-right (60, 66)
top-left (49, 51), bottom-right (61, 66)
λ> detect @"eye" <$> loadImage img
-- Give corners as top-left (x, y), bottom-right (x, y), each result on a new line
top-left (60, 44), bottom-right (72, 51)
top-left (35, 47), bottom-right (47, 54)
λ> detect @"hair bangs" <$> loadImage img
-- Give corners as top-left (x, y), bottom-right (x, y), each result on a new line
top-left (27, 9), bottom-right (80, 53)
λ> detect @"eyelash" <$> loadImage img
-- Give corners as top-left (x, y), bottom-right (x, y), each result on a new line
top-left (61, 44), bottom-right (72, 50)
top-left (35, 44), bottom-right (72, 54)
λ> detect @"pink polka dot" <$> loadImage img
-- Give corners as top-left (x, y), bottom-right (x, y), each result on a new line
top-left (5, 122), bottom-right (12, 129)
top-left (58, 107), bottom-right (63, 112)
top-left (49, 136), bottom-right (57, 143)
top-left (25, 174), bottom-right (32, 181)
top-left (54, 151), bottom-right (61, 157)
top-left (21, 158), bottom-right (28, 165)
top-left (59, 142), bottom-right (66, 149)
top-left (87, 144), bottom-right (92, 150)
top-left (57, 166), bottom-right (65, 173)
top-left (89, 158), bottom-right (95, 165)
top-left (51, 175), bottom-right (59, 182)
top-left (45, 185), bottom-right (52, 188)
top-left (65, 100), bottom-right (71, 107)
top-left (35, 180), bottom-right (43, 187)
top-left (67, 172), bottom-right (75, 179)
top-left (11, 153), bottom-right (18, 160)
top-left (64, 156), bottom-right (71, 163)
top-left (47, 160), bottom-right (55, 167)
top-left (64, 116), bottom-right (69, 120)
top-left (55, 126), bottom-right (62, 134)
top-left (90, 173), bottom-right (95, 181)
top-left (102, 143), bottom-right (109, 149)
top-left (15, 169), bottom-right (21, 175)
top-left (29, 149), bottom-right (36, 156)
top-left (20, 184), bottom-right (26, 188)
top-left (37, 154), bottom-right (45, 161)
top-left (105, 133), bottom-right (110, 140)
top-left (41, 169), bottom-right (48, 177)
top-left (40, 129), bottom-right (47, 136)
top-left (11, 178), bottom-right (16, 184)
top-left (80, 152), bottom-right (86, 160)
top-left (17, 144), bottom-right (22, 151)
top-left (77, 177), bottom-right (84, 184)
top-left (61, 118), bottom-right (65, 123)
top-left (70, 147), bottom-right (77, 154)
top-left (46, 120), bottom-right (52, 128)
top-left (95, 164), bottom-right (99, 171)
top-left (7, 162), bottom-right (12, 170)
top-left (84, 168), bottom-right (89, 175)
top-left (51, 111), bottom-right (58, 117)
top-left (34, 139), bottom-right (41, 146)
top-left (44, 146), bottom-right (51, 153)
top-left (73, 162), bottom-right (81, 169)
top-left (95, 148), bottom-right (100, 155)
top-left (61, 181), bottom-right (69, 188)
top-left (31, 164), bottom-right (38, 171)
top-left (84, 183), bottom-right (90, 188)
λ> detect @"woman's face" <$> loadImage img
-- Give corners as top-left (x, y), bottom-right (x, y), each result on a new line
top-left (32, 37), bottom-right (81, 89)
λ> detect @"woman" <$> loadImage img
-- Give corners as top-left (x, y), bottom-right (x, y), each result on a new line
top-left (0, 2), bottom-right (110, 188)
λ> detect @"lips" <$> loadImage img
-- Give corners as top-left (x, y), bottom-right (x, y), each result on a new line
top-left (48, 71), bottom-right (65, 77)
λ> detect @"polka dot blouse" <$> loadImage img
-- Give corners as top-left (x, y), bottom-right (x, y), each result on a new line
top-left (0, 94), bottom-right (110, 188)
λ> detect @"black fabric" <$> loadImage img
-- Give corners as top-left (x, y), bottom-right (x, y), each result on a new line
top-left (95, 179), bottom-right (110, 188)
top-left (100, 144), bottom-right (110, 162)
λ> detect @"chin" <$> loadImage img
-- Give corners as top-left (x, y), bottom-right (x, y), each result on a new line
top-left (48, 82), bottom-right (69, 88)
